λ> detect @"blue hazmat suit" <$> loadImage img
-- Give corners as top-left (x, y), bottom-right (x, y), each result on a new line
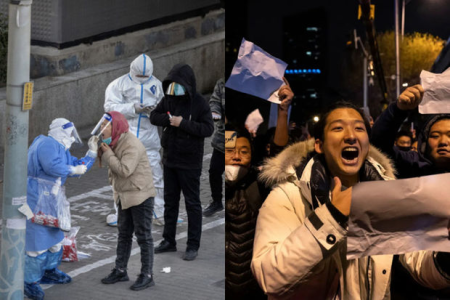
top-left (26, 135), bottom-right (95, 252)
top-left (24, 118), bottom-right (95, 300)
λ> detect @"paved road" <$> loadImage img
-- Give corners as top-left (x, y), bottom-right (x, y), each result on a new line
top-left (0, 136), bottom-right (225, 300)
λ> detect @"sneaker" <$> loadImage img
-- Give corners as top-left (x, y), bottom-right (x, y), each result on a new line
top-left (101, 268), bottom-right (129, 284)
top-left (24, 282), bottom-right (44, 300)
top-left (182, 249), bottom-right (198, 261)
top-left (154, 240), bottom-right (177, 254)
top-left (153, 217), bottom-right (164, 226)
top-left (130, 274), bottom-right (155, 291)
top-left (106, 214), bottom-right (118, 227)
top-left (203, 201), bottom-right (224, 217)
top-left (40, 268), bottom-right (72, 284)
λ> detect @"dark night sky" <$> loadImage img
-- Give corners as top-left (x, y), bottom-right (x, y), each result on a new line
top-left (375, 0), bottom-right (450, 40)
top-left (226, 0), bottom-right (450, 124)
top-left (228, 0), bottom-right (450, 83)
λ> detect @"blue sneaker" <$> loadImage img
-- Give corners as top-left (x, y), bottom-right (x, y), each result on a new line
top-left (40, 268), bottom-right (72, 284)
top-left (24, 282), bottom-right (44, 300)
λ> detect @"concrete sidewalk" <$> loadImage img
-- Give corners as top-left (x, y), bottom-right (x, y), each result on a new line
top-left (0, 136), bottom-right (225, 300)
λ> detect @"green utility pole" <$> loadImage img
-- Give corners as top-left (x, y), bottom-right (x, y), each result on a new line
top-left (0, 0), bottom-right (32, 299)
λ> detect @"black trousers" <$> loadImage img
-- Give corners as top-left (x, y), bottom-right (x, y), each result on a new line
top-left (209, 148), bottom-right (224, 203)
top-left (163, 166), bottom-right (202, 251)
top-left (116, 197), bottom-right (154, 275)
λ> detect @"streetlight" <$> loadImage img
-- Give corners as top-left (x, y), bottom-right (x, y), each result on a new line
top-left (396, 0), bottom-right (412, 98)
top-left (313, 116), bottom-right (319, 123)
top-left (353, 29), bottom-right (372, 109)
top-left (402, 0), bottom-right (412, 40)
top-left (395, 0), bottom-right (401, 98)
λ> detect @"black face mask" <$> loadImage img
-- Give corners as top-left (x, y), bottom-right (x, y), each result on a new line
top-left (166, 94), bottom-right (189, 101)
top-left (398, 146), bottom-right (411, 152)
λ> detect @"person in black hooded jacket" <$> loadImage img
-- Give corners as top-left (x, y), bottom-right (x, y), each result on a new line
top-left (150, 64), bottom-right (214, 261)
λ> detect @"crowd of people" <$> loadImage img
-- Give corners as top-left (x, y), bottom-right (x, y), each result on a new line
top-left (225, 83), bottom-right (450, 299)
top-left (23, 54), bottom-right (222, 300)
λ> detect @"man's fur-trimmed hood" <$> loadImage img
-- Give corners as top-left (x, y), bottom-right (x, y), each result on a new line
top-left (259, 139), bottom-right (396, 187)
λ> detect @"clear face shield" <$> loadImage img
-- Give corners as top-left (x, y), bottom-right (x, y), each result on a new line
top-left (165, 82), bottom-right (186, 96)
top-left (91, 114), bottom-right (112, 137)
top-left (62, 122), bottom-right (83, 148)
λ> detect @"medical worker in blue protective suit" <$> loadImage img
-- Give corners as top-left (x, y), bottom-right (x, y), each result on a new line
top-left (104, 54), bottom-right (165, 226)
top-left (24, 118), bottom-right (98, 300)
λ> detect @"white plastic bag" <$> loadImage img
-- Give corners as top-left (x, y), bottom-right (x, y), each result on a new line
top-left (62, 226), bottom-right (80, 262)
top-left (29, 177), bottom-right (71, 231)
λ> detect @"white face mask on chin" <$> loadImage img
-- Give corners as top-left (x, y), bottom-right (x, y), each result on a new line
top-left (225, 165), bottom-right (249, 182)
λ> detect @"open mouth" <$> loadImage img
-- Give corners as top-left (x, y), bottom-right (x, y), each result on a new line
top-left (437, 149), bottom-right (450, 155)
top-left (341, 147), bottom-right (359, 164)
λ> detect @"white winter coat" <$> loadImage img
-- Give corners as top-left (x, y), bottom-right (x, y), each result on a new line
top-left (252, 140), bottom-right (450, 299)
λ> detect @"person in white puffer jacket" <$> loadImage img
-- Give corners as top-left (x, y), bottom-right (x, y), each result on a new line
top-left (252, 102), bottom-right (450, 299)
top-left (104, 54), bottom-right (165, 226)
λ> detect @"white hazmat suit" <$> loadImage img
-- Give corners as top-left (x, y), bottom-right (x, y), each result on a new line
top-left (104, 54), bottom-right (165, 223)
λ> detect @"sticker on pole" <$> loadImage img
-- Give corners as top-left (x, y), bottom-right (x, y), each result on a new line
top-left (12, 196), bottom-right (26, 206)
top-left (22, 81), bottom-right (34, 111)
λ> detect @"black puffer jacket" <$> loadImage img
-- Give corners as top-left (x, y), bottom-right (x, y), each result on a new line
top-left (225, 168), bottom-right (266, 299)
top-left (150, 64), bottom-right (214, 169)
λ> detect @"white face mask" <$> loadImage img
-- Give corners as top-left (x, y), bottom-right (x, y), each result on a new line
top-left (225, 165), bottom-right (248, 182)
top-left (61, 136), bottom-right (75, 150)
top-left (131, 74), bottom-right (151, 84)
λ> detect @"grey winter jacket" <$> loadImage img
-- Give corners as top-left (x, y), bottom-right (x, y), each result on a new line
top-left (210, 78), bottom-right (225, 153)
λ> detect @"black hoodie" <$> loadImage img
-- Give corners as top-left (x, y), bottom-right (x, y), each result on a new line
top-left (150, 64), bottom-right (214, 169)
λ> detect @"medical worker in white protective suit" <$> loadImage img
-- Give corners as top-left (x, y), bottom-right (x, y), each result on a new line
top-left (25, 118), bottom-right (98, 300)
top-left (104, 54), bottom-right (165, 226)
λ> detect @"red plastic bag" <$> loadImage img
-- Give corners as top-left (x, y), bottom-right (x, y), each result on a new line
top-left (62, 226), bottom-right (80, 262)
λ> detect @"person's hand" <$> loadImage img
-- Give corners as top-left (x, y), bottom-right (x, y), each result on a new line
top-left (397, 84), bottom-right (424, 111)
top-left (278, 77), bottom-right (294, 113)
top-left (88, 136), bottom-right (99, 152)
top-left (70, 165), bottom-right (87, 175)
top-left (245, 124), bottom-right (257, 138)
top-left (212, 112), bottom-right (222, 120)
top-left (142, 105), bottom-right (155, 115)
top-left (100, 142), bottom-right (111, 153)
top-left (170, 116), bottom-right (183, 127)
top-left (134, 103), bottom-right (145, 114)
top-left (411, 128), bottom-right (416, 140)
top-left (331, 177), bottom-right (353, 217)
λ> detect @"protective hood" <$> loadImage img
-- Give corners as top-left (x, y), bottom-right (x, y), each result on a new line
top-left (48, 118), bottom-right (82, 150)
top-left (129, 54), bottom-right (153, 84)
top-left (417, 114), bottom-right (450, 161)
top-left (162, 64), bottom-right (196, 100)
top-left (107, 111), bottom-right (129, 149)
